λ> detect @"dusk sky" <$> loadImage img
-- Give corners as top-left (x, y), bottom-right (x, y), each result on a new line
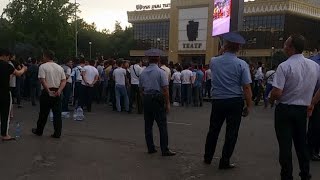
top-left (0, 0), bottom-right (170, 31)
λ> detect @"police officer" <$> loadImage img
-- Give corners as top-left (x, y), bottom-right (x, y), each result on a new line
top-left (204, 32), bottom-right (253, 169)
top-left (308, 41), bottom-right (320, 161)
top-left (270, 35), bottom-right (318, 180)
top-left (139, 49), bottom-right (176, 156)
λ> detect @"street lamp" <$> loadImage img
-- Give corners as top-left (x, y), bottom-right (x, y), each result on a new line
top-left (271, 46), bottom-right (275, 68)
top-left (89, 41), bottom-right (92, 60)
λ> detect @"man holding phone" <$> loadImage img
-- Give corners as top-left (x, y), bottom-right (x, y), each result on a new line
top-left (32, 50), bottom-right (66, 139)
top-left (204, 32), bottom-right (253, 169)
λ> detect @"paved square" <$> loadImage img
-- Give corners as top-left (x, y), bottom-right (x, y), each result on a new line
top-left (1, 102), bottom-right (320, 180)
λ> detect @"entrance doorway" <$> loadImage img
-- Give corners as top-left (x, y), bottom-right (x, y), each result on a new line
top-left (179, 55), bottom-right (205, 65)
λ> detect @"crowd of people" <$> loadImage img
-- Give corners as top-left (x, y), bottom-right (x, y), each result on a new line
top-left (1, 32), bottom-right (320, 180)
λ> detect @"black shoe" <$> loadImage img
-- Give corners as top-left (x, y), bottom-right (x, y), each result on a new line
top-left (219, 163), bottom-right (236, 170)
top-left (148, 149), bottom-right (157, 154)
top-left (51, 134), bottom-right (60, 139)
top-left (32, 128), bottom-right (42, 136)
top-left (311, 154), bottom-right (320, 161)
top-left (162, 150), bottom-right (176, 156)
top-left (204, 159), bottom-right (212, 165)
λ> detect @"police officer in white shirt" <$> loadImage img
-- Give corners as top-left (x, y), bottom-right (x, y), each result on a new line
top-left (32, 50), bottom-right (66, 139)
top-left (270, 35), bottom-right (319, 180)
top-left (129, 58), bottom-right (143, 114)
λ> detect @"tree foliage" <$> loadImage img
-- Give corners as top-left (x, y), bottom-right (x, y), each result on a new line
top-left (0, 0), bottom-right (134, 60)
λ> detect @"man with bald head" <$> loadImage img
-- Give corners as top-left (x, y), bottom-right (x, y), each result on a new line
top-left (204, 32), bottom-right (253, 169)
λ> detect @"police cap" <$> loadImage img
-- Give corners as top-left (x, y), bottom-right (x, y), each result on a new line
top-left (221, 32), bottom-right (246, 45)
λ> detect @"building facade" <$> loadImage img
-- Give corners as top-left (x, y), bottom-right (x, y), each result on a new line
top-left (127, 0), bottom-right (320, 64)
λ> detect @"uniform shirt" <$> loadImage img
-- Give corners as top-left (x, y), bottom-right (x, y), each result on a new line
top-left (205, 69), bottom-right (212, 81)
top-left (272, 54), bottom-right (320, 106)
top-left (81, 65), bottom-right (99, 86)
top-left (194, 70), bottom-right (204, 87)
top-left (160, 65), bottom-right (171, 81)
top-left (171, 72), bottom-right (182, 84)
top-left (130, 64), bottom-right (142, 85)
top-left (0, 60), bottom-right (15, 95)
top-left (139, 64), bottom-right (168, 94)
top-left (38, 62), bottom-right (66, 88)
top-left (210, 52), bottom-right (252, 99)
top-left (265, 70), bottom-right (276, 85)
top-left (71, 65), bottom-right (83, 82)
top-left (181, 69), bottom-right (193, 84)
top-left (113, 67), bottom-right (126, 86)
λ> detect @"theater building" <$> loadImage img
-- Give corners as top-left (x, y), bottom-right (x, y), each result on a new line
top-left (127, 0), bottom-right (320, 65)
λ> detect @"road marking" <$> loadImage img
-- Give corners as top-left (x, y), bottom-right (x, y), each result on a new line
top-left (168, 122), bottom-right (192, 126)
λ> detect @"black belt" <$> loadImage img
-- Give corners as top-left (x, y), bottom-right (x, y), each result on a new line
top-left (49, 88), bottom-right (59, 92)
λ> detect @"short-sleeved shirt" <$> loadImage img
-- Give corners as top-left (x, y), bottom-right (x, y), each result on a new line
top-left (139, 64), bottom-right (169, 94)
top-left (130, 64), bottom-right (142, 85)
top-left (210, 52), bottom-right (252, 99)
top-left (62, 65), bottom-right (72, 84)
top-left (205, 69), bottom-right (212, 81)
top-left (113, 67), bottom-right (127, 86)
top-left (254, 67), bottom-right (264, 80)
top-left (71, 65), bottom-right (83, 82)
top-left (181, 69), bottom-right (194, 84)
top-left (194, 70), bottom-right (204, 87)
top-left (265, 70), bottom-right (276, 85)
top-left (81, 65), bottom-right (99, 86)
top-left (160, 65), bottom-right (171, 81)
top-left (272, 54), bottom-right (320, 106)
top-left (0, 60), bottom-right (15, 95)
top-left (171, 72), bottom-right (182, 84)
top-left (38, 62), bottom-right (66, 89)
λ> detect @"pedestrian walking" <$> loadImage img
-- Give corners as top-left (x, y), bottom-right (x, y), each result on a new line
top-left (32, 50), bottom-right (66, 138)
top-left (270, 35), bottom-right (318, 180)
top-left (139, 49), bottom-right (176, 156)
top-left (0, 48), bottom-right (27, 141)
top-left (204, 32), bottom-right (252, 169)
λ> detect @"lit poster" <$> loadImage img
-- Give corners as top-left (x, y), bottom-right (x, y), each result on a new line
top-left (212, 0), bottom-right (232, 36)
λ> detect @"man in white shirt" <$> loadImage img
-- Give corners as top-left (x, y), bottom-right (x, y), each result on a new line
top-left (113, 60), bottom-right (129, 112)
top-left (205, 67), bottom-right (212, 98)
top-left (270, 35), bottom-right (319, 180)
top-left (160, 58), bottom-right (171, 81)
top-left (129, 59), bottom-right (143, 113)
top-left (71, 59), bottom-right (85, 106)
top-left (253, 62), bottom-right (264, 105)
top-left (62, 59), bottom-right (73, 112)
top-left (264, 65), bottom-right (276, 108)
top-left (79, 60), bottom-right (99, 112)
top-left (180, 64), bottom-right (194, 107)
top-left (96, 59), bottom-right (104, 104)
top-left (171, 65), bottom-right (182, 105)
top-left (32, 50), bottom-right (66, 139)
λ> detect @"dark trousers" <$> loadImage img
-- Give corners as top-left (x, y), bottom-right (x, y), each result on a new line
top-left (275, 104), bottom-right (311, 180)
top-left (62, 83), bottom-right (71, 112)
top-left (0, 93), bottom-right (11, 136)
top-left (73, 82), bottom-right (81, 106)
top-left (130, 84), bottom-right (142, 113)
top-left (144, 94), bottom-right (169, 153)
top-left (109, 81), bottom-right (116, 110)
top-left (181, 84), bottom-right (192, 106)
top-left (205, 80), bottom-right (211, 98)
top-left (204, 98), bottom-right (244, 163)
top-left (35, 90), bottom-right (62, 137)
top-left (193, 86), bottom-right (203, 106)
top-left (16, 77), bottom-right (22, 105)
top-left (79, 85), bottom-right (94, 112)
top-left (308, 103), bottom-right (320, 155)
top-left (96, 81), bottom-right (104, 104)
top-left (30, 81), bottom-right (40, 105)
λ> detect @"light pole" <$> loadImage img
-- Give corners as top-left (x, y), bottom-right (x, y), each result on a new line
top-left (89, 41), bottom-right (92, 60)
top-left (75, 0), bottom-right (78, 58)
top-left (271, 46), bottom-right (275, 68)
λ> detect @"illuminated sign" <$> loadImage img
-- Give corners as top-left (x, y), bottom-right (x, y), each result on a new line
top-left (136, 3), bottom-right (171, 11)
top-left (212, 0), bottom-right (244, 37)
